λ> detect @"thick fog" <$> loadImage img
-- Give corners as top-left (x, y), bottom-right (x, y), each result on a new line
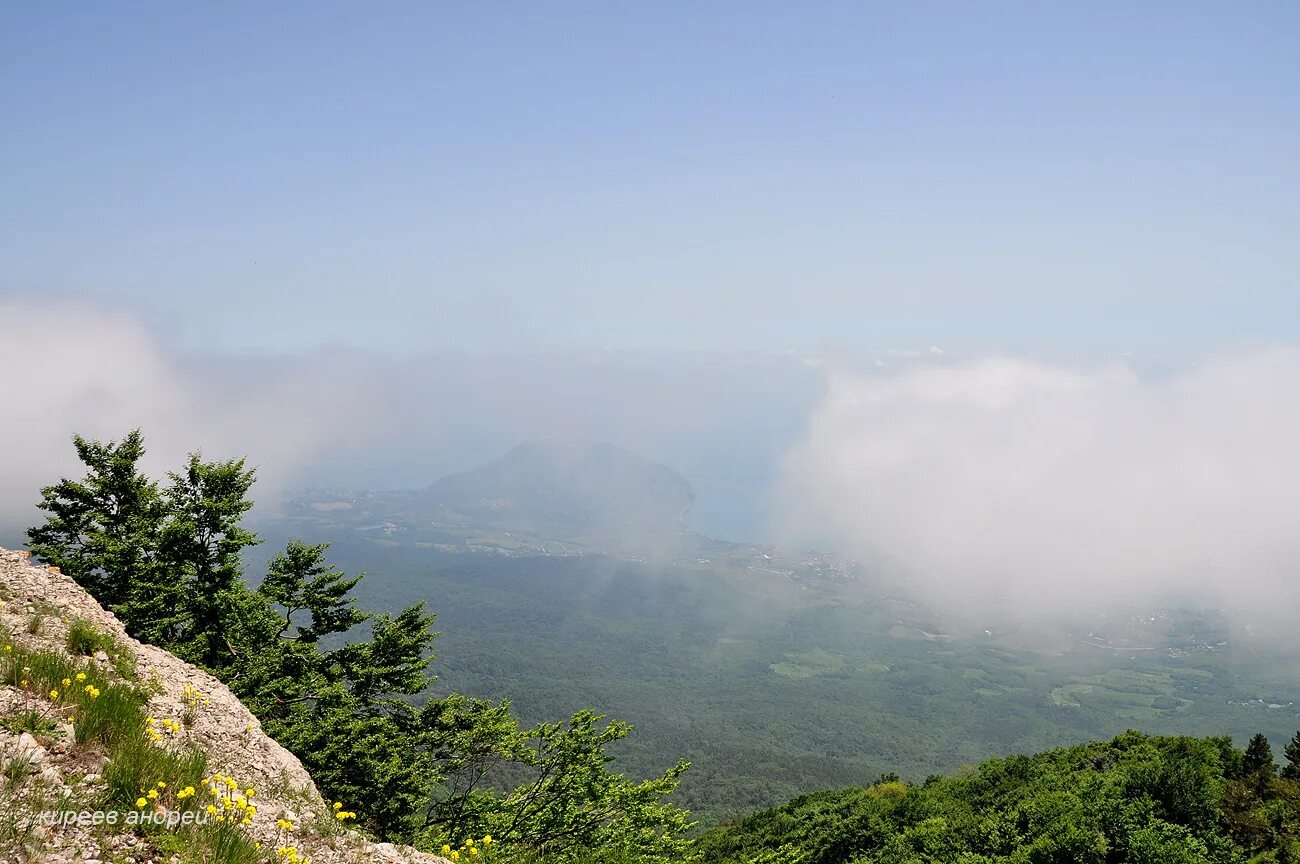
top-left (776, 350), bottom-right (1300, 622)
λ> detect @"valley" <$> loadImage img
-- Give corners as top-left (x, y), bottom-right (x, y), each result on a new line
top-left (251, 445), bottom-right (1300, 824)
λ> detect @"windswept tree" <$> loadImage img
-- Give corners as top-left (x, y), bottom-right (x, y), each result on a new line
top-left (415, 701), bottom-right (694, 861)
top-left (114, 453), bottom-right (262, 660)
top-left (27, 430), bottom-right (164, 610)
top-left (258, 540), bottom-right (368, 645)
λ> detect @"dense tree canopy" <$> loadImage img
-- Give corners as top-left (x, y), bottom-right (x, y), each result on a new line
top-left (700, 731), bottom-right (1300, 863)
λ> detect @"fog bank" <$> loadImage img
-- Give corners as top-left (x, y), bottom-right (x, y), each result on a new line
top-left (777, 350), bottom-right (1300, 621)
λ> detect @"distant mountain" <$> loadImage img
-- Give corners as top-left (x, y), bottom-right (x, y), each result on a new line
top-left (425, 440), bottom-right (694, 537)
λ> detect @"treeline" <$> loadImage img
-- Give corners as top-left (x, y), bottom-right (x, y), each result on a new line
top-left (26, 431), bottom-right (694, 862)
top-left (699, 730), bottom-right (1300, 863)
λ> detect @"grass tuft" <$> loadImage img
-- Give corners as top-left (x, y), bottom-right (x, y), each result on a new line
top-left (103, 735), bottom-right (207, 809)
top-left (1, 709), bottom-right (60, 736)
top-left (75, 683), bottom-right (147, 749)
top-left (65, 618), bottom-right (136, 680)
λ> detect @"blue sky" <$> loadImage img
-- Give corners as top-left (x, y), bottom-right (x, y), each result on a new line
top-left (2, 1), bottom-right (1297, 354)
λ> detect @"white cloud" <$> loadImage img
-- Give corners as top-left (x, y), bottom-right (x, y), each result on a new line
top-left (776, 349), bottom-right (1300, 622)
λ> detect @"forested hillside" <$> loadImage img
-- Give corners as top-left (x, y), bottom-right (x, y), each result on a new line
top-left (699, 731), bottom-right (1300, 863)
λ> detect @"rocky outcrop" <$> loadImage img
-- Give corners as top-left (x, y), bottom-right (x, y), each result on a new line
top-left (0, 546), bottom-right (449, 864)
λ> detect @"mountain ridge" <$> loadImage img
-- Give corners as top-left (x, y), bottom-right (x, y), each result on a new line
top-left (424, 440), bottom-right (695, 537)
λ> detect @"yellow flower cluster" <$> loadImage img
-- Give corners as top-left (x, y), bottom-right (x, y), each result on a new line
top-left (134, 781), bottom-right (169, 809)
top-left (331, 801), bottom-right (357, 821)
top-left (201, 774), bottom-right (257, 825)
top-left (180, 682), bottom-right (209, 726)
top-left (440, 835), bottom-right (492, 861)
top-left (275, 813), bottom-right (310, 864)
top-left (46, 678), bottom-right (100, 701)
top-left (145, 715), bottom-right (183, 740)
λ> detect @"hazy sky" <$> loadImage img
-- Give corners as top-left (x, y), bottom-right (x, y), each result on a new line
top-left (4, 4), bottom-right (1300, 618)
top-left (3, 2), bottom-right (1297, 354)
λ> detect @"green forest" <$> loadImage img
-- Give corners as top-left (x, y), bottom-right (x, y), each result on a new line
top-left (699, 732), bottom-right (1300, 863)
top-left (18, 430), bottom-right (1300, 862)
